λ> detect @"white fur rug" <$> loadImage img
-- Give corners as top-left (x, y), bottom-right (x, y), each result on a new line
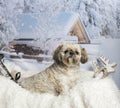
top-left (0, 71), bottom-right (119, 108)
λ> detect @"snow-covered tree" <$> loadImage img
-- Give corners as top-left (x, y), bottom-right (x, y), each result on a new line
top-left (116, 0), bottom-right (120, 37)
top-left (0, 0), bottom-right (119, 47)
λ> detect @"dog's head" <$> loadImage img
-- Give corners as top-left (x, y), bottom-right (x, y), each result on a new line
top-left (53, 43), bottom-right (88, 67)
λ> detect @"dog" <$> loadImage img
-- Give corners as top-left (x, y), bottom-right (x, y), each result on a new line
top-left (18, 43), bottom-right (88, 95)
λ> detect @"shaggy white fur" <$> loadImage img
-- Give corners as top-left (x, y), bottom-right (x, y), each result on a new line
top-left (0, 71), bottom-right (119, 108)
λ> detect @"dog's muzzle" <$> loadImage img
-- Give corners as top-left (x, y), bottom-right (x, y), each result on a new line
top-left (69, 51), bottom-right (75, 58)
top-left (67, 53), bottom-right (79, 64)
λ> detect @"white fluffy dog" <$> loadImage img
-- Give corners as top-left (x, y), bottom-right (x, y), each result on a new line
top-left (18, 43), bottom-right (88, 95)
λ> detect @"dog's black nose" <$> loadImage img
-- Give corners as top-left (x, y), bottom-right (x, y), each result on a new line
top-left (69, 51), bottom-right (74, 56)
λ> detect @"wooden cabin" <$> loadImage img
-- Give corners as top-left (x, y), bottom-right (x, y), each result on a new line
top-left (8, 12), bottom-right (91, 60)
top-left (51, 12), bottom-right (91, 44)
top-left (13, 12), bottom-right (90, 44)
top-left (63, 12), bottom-right (90, 44)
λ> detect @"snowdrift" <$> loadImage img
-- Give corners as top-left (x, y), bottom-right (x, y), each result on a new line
top-left (0, 71), bottom-right (119, 108)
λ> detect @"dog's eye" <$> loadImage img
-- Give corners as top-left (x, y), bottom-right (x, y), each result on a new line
top-left (75, 51), bottom-right (79, 55)
top-left (64, 50), bottom-right (69, 54)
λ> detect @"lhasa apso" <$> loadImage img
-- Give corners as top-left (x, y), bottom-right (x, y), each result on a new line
top-left (19, 43), bottom-right (88, 95)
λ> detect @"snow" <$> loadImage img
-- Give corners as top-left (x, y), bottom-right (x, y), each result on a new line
top-left (0, 0), bottom-right (119, 46)
top-left (60, 12), bottom-right (80, 34)
top-left (4, 58), bottom-right (51, 77)
top-left (14, 12), bottom-right (84, 39)
top-left (83, 39), bottom-right (120, 89)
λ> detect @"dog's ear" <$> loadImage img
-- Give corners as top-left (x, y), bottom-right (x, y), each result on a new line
top-left (80, 48), bottom-right (88, 64)
top-left (53, 45), bottom-right (63, 63)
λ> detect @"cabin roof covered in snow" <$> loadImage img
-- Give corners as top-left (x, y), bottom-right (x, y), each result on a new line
top-left (14, 12), bottom-right (90, 43)
top-left (53, 12), bottom-right (79, 34)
